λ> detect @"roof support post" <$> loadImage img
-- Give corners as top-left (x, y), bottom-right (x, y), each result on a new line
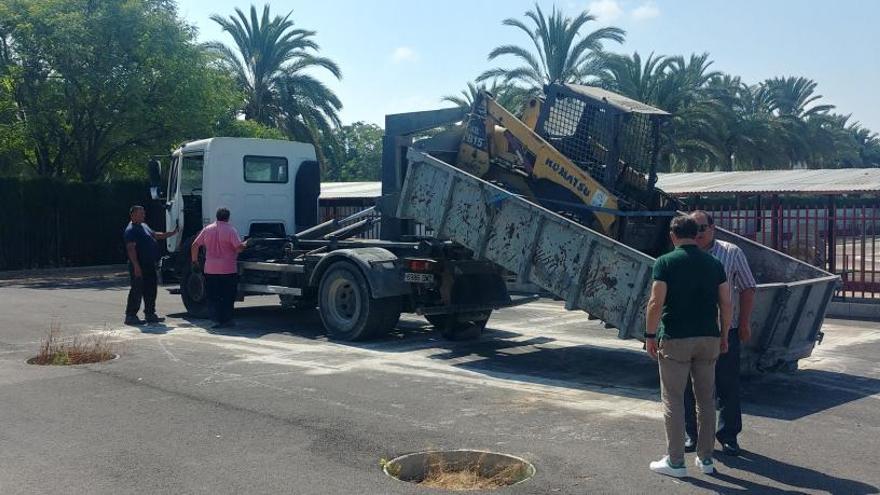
top-left (771, 194), bottom-right (781, 251)
top-left (826, 194), bottom-right (836, 275)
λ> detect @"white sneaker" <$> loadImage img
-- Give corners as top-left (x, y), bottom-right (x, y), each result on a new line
top-left (649, 455), bottom-right (687, 478)
top-left (694, 456), bottom-right (716, 474)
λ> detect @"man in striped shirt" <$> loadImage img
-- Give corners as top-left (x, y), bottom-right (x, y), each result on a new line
top-left (683, 210), bottom-right (757, 456)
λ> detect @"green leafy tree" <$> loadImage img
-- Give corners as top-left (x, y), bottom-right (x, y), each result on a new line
top-left (0, 74), bottom-right (28, 176)
top-left (215, 117), bottom-right (288, 140)
top-left (478, 4), bottom-right (624, 91)
top-left (205, 4), bottom-right (342, 149)
top-left (322, 122), bottom-right (383, 181)
top-left (0, 0), bottom-right (235, 181)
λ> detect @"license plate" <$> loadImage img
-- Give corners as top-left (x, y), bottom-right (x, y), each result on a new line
top-left (404, 272), bottom-right (435, 284)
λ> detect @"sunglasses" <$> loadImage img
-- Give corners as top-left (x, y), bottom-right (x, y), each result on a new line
top-left (697, 224), bottom-right (713, 232)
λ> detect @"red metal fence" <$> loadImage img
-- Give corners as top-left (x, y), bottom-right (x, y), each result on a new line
top-left (319, 195), bottom-right (880, 301)
top-left (685, 197), bottom-right (880, 301)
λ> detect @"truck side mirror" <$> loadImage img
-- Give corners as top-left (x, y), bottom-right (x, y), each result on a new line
top-left (148, 158), bottom-right (164, 200)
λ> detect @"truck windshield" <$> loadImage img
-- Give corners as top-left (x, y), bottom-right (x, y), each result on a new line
top-left (180, 154), bottom-right (204, 195)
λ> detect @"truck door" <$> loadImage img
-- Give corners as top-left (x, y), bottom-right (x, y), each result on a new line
top-left (166, 153), bottom-right (205, 252)
top-left (166, 155), bottom-right (181, 253)
top-left (179, 153), bottom-right (205, 248)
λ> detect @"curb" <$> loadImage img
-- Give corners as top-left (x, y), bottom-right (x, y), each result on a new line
top-left (827, 300), bottom-right (880, 321)
top-left (0, 264), bottom-right (128, 281)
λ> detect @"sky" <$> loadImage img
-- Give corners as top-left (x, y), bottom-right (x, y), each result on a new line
top-left (176, 0), bottom-right (880, 132)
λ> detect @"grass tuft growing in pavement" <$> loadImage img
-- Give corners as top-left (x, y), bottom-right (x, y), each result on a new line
top-left (379, 452), bottom-right (528, 491)
top-left (30, 321), bottom-right (117, 365)
top-left (415, 452), bottom-right (527, 491)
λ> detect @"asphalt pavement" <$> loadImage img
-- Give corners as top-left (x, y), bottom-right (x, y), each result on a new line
top-left (0, 269), bottom-right (878, 494)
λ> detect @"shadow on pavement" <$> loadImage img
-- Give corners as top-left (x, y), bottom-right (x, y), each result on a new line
top-left (743, 370), bottom-right (880, 421)
top-left (166, 305), bottom-right (326, 340)
top-left (683, 450), bottom-right (879, 494)
top-left (158, 304), bottom-right (880, 420)
top-left (137, 323), bottom-right (172, 335)
top-left (0, 274), bottom-right (129, 290)
top-left (440, 337), bottom-right (660, 397)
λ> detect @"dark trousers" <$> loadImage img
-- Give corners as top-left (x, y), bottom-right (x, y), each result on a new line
top-left (206, 273), bottom-right (238, 323)
top-left (684, 328), bottom-right (742, 444)
top-left (126, 263), bottom-right (158, 317)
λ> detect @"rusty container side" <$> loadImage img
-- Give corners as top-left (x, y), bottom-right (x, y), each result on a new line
top-left (397, 150), bottom-right (655, 340)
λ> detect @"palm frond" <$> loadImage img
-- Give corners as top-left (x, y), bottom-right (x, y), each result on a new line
top-left (208, 3), bottom-right (343, 143)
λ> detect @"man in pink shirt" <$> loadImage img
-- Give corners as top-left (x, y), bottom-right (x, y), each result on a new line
top-left (191, 208), bottom-right (249, 328)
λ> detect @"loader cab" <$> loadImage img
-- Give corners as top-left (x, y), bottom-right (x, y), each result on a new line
top-left (535, 84), bottom-right (682, 256)
top-left (150, 138), bottom-right (321, 256)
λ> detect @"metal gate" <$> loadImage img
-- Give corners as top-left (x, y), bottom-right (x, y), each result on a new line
top-left (686, 198), bottom-right (879, 300)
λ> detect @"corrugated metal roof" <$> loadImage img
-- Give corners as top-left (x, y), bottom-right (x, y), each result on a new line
top-left (319, 169), bottom-right (880, 200)
top-left (563, 84), bottom-right (670, 116)
top-left (320, 181), bottom-right (382, 199)
top-left (656, 169), bottom-right (880, 195)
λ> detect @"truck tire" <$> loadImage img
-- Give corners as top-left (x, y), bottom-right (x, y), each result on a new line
top-left (318, 262), bottom-right (401, 341)
top-left (427, 311), bottom-right (491, 341)
top-left (181, 262), bottom-right (211, 318)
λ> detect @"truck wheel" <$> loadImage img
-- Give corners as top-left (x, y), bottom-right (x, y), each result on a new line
top-left (318, 262), bottom-right (400, 341)
top-left (181, 263), bottom-right (211, 318)
top-left (427, 311), bottom-right (491, 341)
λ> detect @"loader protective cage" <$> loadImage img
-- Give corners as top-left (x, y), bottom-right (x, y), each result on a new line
top-left (536, 84), bottom-right (669, 202)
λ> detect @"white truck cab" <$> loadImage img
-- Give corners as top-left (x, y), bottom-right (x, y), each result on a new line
top-left (145, 136), bottom-right (524, 342)
top-left (149, 137), bottom-right (320, 275)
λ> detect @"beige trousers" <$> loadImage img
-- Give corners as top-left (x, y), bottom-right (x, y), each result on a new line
top-left (658, 336), bottom-right (721, 464)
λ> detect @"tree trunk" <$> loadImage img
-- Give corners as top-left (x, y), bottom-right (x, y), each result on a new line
top-left (722, 151), bottom-right (734, 172)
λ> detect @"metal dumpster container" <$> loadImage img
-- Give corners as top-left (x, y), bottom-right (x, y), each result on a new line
top-left (397, 149), bottom-right (838, 373)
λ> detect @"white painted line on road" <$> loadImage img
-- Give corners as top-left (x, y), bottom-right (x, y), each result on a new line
top-left (106, 325), bottom-right (662, 419)
top-left (157, 337), bottom-right (180, 362)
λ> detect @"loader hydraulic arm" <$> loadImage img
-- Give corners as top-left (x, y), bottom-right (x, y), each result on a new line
top-left (457, 92), bottom-right (619, 234)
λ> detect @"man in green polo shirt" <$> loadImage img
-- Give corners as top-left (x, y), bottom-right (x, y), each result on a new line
top-left (645, 215), bottom-right (732, 477)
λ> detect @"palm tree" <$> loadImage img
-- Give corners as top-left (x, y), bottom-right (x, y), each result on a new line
top-left (599, 52), bottom-right (672, 104)
top-left (204, 4), bottom-right (342, 147)
top-left (477, 4), bottom-right (624, 91)
top-left (701, 76), bottom-right (790, 170)
top-left (849, 123), bottom-right (880, 166)
top-left (659, 55), bottom-right (725, 172)
top-left (763, 76), bottom-right (834, 119)
top-left (759, 77), bottom-right (834, 167)
top-left (441, 80), bottom-right (530, 114)
top-left (601, 51), bottom-right (724, 172)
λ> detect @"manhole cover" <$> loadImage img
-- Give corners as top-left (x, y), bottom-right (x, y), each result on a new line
top-left (383, 450), bottom-right (535, 491)
top-left (27, 353), bottom-right (119, 366)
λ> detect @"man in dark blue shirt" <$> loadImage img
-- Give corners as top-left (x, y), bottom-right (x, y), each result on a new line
top-left (124, 205), bottom-right (178, 325)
